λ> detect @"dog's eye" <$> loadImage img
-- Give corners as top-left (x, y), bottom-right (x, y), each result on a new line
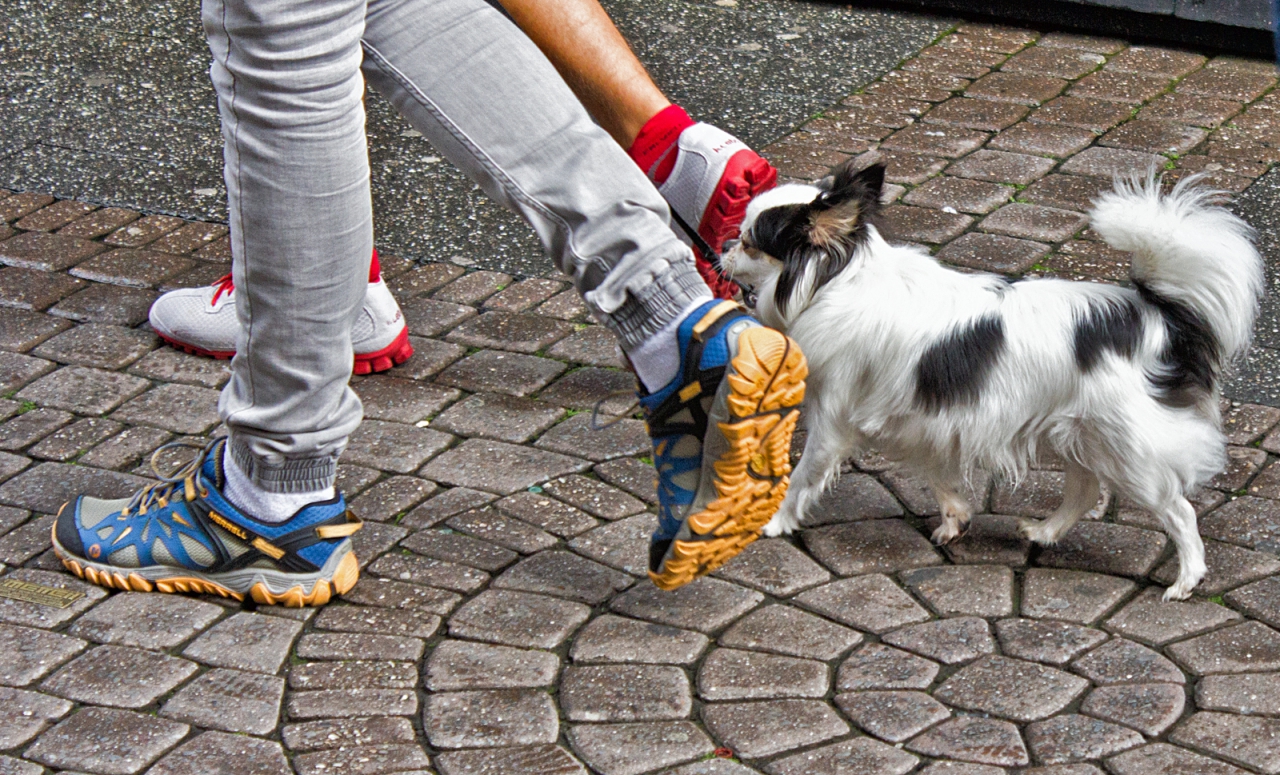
top-left (722, 239), bottom-right (741, 252)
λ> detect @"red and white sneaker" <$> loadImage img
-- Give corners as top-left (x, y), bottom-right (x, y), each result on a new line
top-left (148, 254), bottom-right (413, 375)
top-left (657, 124), bottom-right (777, 299)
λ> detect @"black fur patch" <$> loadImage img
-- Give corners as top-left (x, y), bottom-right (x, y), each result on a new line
top-left (1134, 281), bottom-right (1221, 407)
top-left (1073, 298), bottom-right (1144, 372)
top-left (915, 315), bottom-right (1006, 412)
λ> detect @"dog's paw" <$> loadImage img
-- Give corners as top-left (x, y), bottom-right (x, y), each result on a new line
top-left (930, 520), bottom-right (967, 546)
top-left (1163, 567), bottom-right (1206, 601)
top-left (763, 510), bottom-right (798, 537)
top-left (1016, 518), bottom-right (1059, 545)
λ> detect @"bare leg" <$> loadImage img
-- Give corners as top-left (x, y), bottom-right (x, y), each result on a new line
top-left (763, 419), bottom-right (859, 536)
top-left (496, 0), bottom-right (669, 146)
top-left (929, 479), bottom-right (973, 546)
top-left (1018, 462), bottom-right (1101, 545)
top-left (1157, 496), bottom-right (1207, 600)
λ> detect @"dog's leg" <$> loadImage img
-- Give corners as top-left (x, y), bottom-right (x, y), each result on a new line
top-left (928, 480), bottom-right (972, 546)
top-left (764, 420), bottom-right (858, 536)
top-left (1018, 462), bottom-right (1101, 545)
top-left (1156, 496), bottom-right (1207, 601)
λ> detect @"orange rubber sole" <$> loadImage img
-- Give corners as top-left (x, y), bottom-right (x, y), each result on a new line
top-left (649, 326), bottom-right (806, 590)
top-left (53, 525), bottom-right (360, 608)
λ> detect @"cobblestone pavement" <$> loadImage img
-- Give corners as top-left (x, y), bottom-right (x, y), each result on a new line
top-left (7, 20), bottom-right (1280, 775)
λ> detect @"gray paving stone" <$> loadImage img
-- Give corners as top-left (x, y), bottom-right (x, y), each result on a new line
top-left (540, 474), bottom-right (645, 520)
top-left (0, 453), bottom-right (28, 484)
top-left (1171, 711), bottom-right (1280, 774)
top-left (159, 668), bottom-right (284, 736)
top-left (0, 504), bottom-right (26, 536)
top-left (387, 262), bottom-right (465, 298)
top-left (1071, 638), bottom-right (1186, 685)
top-left (568, 512), bottom-right (656, 576)
top-left (906, 717), bottom-right (1030, 767)
top-left (0, 307), bottom-right (72, 352)
top-left (427, 639), bottom-right (559, 690)
top-left (496, 491), bottom-right (598, 538)
top-left (181, 612), bottom-right (302, 674)
top-left (282, 716), bottom-right (417, 752)
top-left (109, 382), bottom-right (221, 434)
top-left (67, 591), bottom-right (224, 649)
top-left (355, 375), bottom-right (459, 423)
top-left (401, 528), bottom-right (518, 572)
top-left (288, 687), bottom-right (419, 719)
top-left (447, 310), bottom-right (574, 353)
top-left (769, 736), bottom-right (919, 775)
top-left (16, 365), bottom-right (149, 415)
top-left (146, 731), bottom-right (291, 775)
top-left (995, 618), bottom-right (1109, 665)
top-left (1027, 714), bottom-right (1145, 764)
top-left (28, 416), bottom-right (122, 461)
top-left (494, 551), bottom-right (634, 604)
top-left (835, 689), bottom-right (949, 743)
top-left (1197, 673), bottom-right (1280, 716)
top-left (25, 707), bottom-right (189, 775)
top-left (1226, 575), bottom-right (1280, 629)
top-left (0, 407), bottom-right (71, 450)
top-left (0, 352), bottom-right (56, 395)
top-left (436, 745), bottom-right (588, 775)
top-left (1021, 568), bottom-right (1137, 624)
top-left (561, 664), bottom-right (691, 721)
top-left (296, 632), bottom-right (425, 661)
top-left (1035, 523), bottom-right (1168, 578)
top-left (343, 419), bottom-right (453, 474)
top-left (837, 643), bottom-right (940, 690)
top-left (402, 296), bottom-right (476, 336)
top-left (901, 565), bottom-right (1014, 617)
top-left (710, 538), bottom-right (831, 597)
top-left (928, 516), bottom-right (1032, 566)
top-left (449, 589), bottom-right (590, 648)
top-left (432, 392), bottom-right (565, 443)
top-left (658, 759), bottom-right (759, 775)
top-left (803, 473), bottom-right (904, 525)
top-left (0, 231), bottom-right (104, 271)
top-left (32, 323), bottom-right (156, 369)
top-left (287, 660), bottom-right (418, 690)
top-left (401, 486), bottom-right (496, 529)
top-left (41, 644), bottom-right (198, 708)
top-left (803, 519), bottom-right (942, 577)
top-left (697, 648), bottom-right (828, 701)
top-left (1106, 742), bottom-right (1254, 775)
top-left (702, 699), bottom-right (849, 759)
top-left (1104, 586), bottom-right (1241, 646)
top-left (610, 576), bottom-right (763, 634)
top-left (0, 513), bottom-right (52, 565)
top-left (935, 655), bottom-right (1089, 722)
top-left (448, 506), bottom-right (558, 553)
top-left (127, 346), bottom-right (231, 388)
top-left (569, 614), bottom-right (708, 666)
top-left (719, 604), bottom-right (862, 661)
top-left (80, 425), bottom-right (173, 470)
top-left (340, 576), bottom-right (462, 614)
top-left (367, 551), bottom-right (489, 593)
top-left (0, 267), bottom-right (87, 312)
top-left (292, 743), bottom-right (433, 775)
top-left (535, 415), bottom-right (649, 462)
top-left (348, 475), bottom-right (439, 522)
top-left (314, 606), bottom-right (440, 641)
top-left (422, 438), bottom-right (590, 494)
top-left (348, 520), bottom-right (410, 570)
top-left (537, 367), bottom-right (636, 414)
top-left (793, 574), bottom-right (932, 633)
top-left (915, 764), bottom-right (1006, 775)
top-left (569, 721), bottom-right (714, 775)
top-left (436, 349), bottom-right (566, 397)
top-left (1080, 683), bottom-right (1185, 736)
top-left (0, 755), bottom-right (42, 775)
top-left (594, 457), bottom-right (659, 505)
top-left (1167, 621), bottom-right (1280, 674)
top-left (1201, 496), bottom-right (1280, 553)
top-left (0, 568), bottom-right (108, 629)
top-left (1151, 540), bottom-right (1280, 596)
top-left (882, 617), bottom-right (996, 664)
top-left (426, 689), bottom-right (559, 748)
top-left (0, 685), bottom-right (72, 749)
top-left (0, 622), bottom-right (87, 686)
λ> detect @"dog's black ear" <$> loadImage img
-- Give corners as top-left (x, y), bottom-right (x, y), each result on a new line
top-left (807, 161), bottom-right (884, 248)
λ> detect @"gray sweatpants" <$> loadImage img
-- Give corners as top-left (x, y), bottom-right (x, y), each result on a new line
top-left (203, 0), bottom-right (708, 492)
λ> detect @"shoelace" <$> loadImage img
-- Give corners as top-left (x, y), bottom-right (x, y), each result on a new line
top-left (120, 438), bottom-right (216, 517)
top-left (211, 273), bottom-right (235, 305)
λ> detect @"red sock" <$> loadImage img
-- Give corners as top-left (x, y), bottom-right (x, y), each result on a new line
top-left (369, 249), bottom-right (381, 283)
top-left (628, 105), bottom-right (694, 185)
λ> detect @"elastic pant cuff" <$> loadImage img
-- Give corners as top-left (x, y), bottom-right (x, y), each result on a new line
top-left (605, 260), bottom-right (709, 351)
top-left (228, 437), bottom-right (338, 494)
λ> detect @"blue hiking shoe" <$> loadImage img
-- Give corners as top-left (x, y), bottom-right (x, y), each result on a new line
top-left (52, 438), bottom-right (362, 607)
top-left (641, 299), bottom-right (806, 590)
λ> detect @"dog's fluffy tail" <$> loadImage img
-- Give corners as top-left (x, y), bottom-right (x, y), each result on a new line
top-left (1090, 172), bottom-right (1264, 369)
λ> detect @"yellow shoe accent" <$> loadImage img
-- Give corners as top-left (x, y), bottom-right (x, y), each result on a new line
top-left (649, 327), bottom-right (806, 591)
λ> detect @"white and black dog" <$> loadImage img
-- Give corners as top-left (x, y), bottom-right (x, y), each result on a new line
top-left (721, 160), bottom-right (1264, 600)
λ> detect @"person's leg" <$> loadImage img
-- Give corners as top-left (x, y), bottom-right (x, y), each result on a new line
top-left (360, 0), bottom-right (806, 589)
top-left (51, 0), bottom-right (370, 606)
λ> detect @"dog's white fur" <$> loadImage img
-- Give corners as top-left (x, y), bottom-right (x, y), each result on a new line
top-left (723, 169), bottom-right (1264, 600)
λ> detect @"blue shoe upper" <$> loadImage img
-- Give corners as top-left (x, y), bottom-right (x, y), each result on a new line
top-left (640, 300), bottom-right (754, 553)
top-left (56, 439), bottom-right (355, 574)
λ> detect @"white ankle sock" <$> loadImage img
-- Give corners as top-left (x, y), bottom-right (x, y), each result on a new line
top-left (222, 450), bottom-right (335, 524)
top-left (627, 294), bottom-right (714, 393)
